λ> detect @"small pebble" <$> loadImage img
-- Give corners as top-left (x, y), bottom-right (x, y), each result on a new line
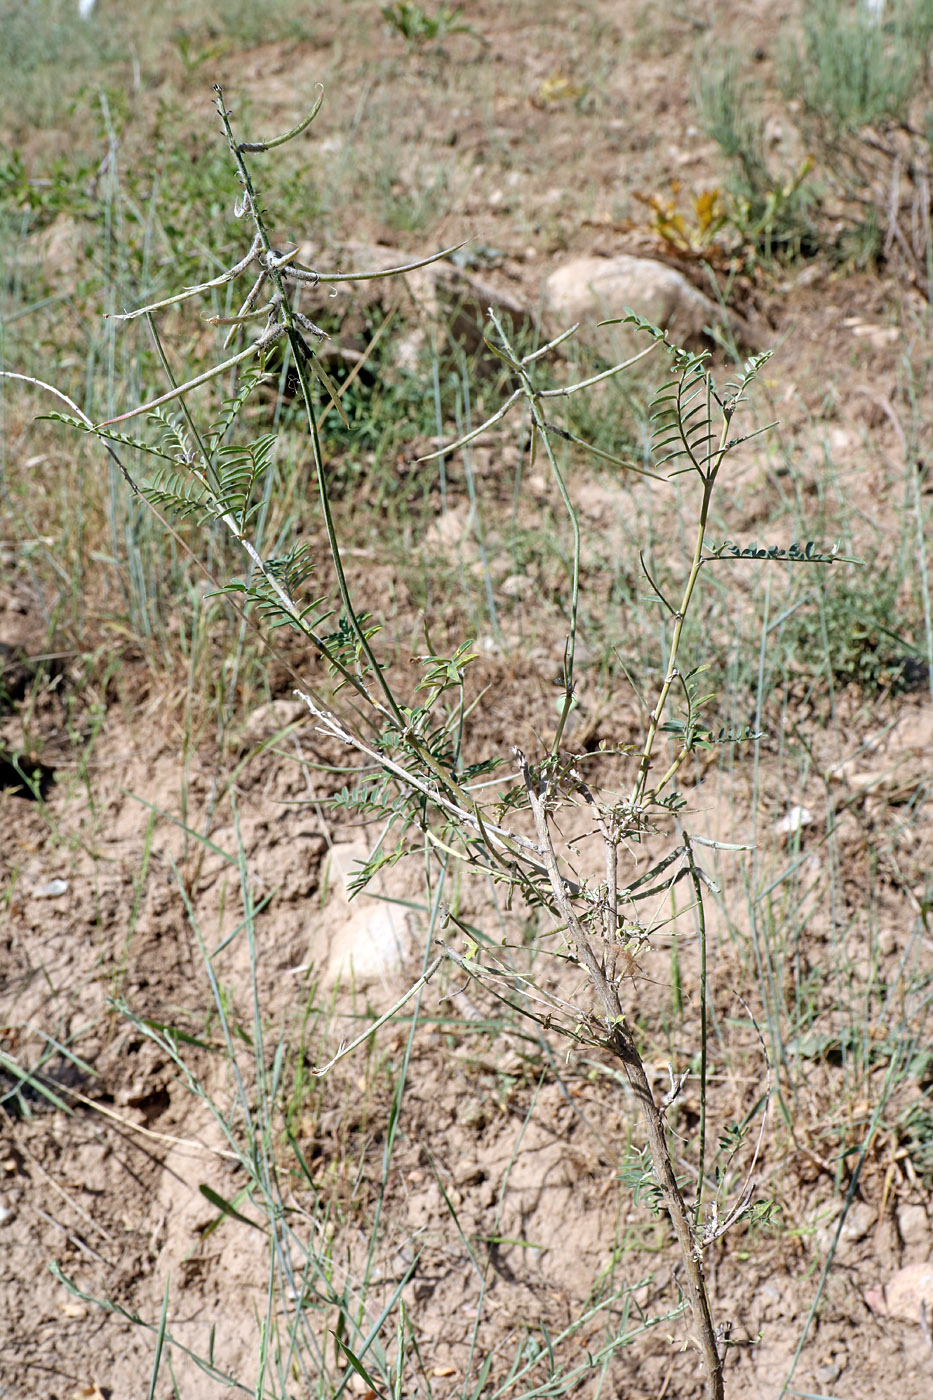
top-left (32, 879), bottom-right (68, 898)
top-left (897, 1203), bottom-right (930, 1247)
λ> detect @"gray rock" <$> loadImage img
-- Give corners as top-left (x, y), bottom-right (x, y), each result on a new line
top-left (542, 254), bottom-right (744, 359)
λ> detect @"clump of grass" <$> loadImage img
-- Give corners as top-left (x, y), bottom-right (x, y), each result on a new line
top-left (694, 52), bottom-right (818, 262)
top-left (783, 567), bottom-right (926, 695)
top-left (699, 3), bottom-right (933, 288)
top-left (785, 0), bottom-right (933, 133)
top-left (781, 0), bottom-right (933, 286)
top-left (380, 1), bottom-right (478, 50)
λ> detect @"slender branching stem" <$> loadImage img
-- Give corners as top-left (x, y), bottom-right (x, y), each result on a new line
top-left (683, 830), bottom-right (710, 1227)
top-left (213, 89), bottom-right (399, 720)
top-left (517, 751), bottom-right (724, 1400)
top-left (632, 409), bottom-right (731, 808)
top-left (485, 310), bottom-right (582, 752)
top-left (213, 88), bottom-right (507, 835)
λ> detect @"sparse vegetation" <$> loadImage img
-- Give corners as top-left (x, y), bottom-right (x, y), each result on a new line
top-left (700, 0), bottom-right (933, 286)
top-left (2, 5), bottom-right (933, 1400)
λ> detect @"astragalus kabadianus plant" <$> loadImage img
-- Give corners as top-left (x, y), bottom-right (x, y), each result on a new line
top-left (4, 86), bottom-right (854, 1400)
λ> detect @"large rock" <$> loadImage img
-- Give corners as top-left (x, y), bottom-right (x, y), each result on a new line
top-left (542, 254), bottom-right (741, 359)
top-left (308, 842), bottom-right (414, 988)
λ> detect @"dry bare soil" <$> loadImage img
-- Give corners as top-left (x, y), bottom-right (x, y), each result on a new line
top-left (2, 3), bottom-right (933, 1399)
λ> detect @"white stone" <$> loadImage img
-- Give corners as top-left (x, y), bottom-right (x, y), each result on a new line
top-left (878, 928), bottom-right (897, 957)
top-left (898, 1203), bottom-right (931, 1248)
top-left (32, 879), bottom-right (69, 898)
top-left (542, 254), bottom-right (734, 357)
top-left (775, 805), bottom-right (813, 836)
top-left (310, 843), bottom-right (412, 988)
top-left (325, 844), bottom-right (371, 897)
top-left (839, 1200), bottom-right (875, 1245)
